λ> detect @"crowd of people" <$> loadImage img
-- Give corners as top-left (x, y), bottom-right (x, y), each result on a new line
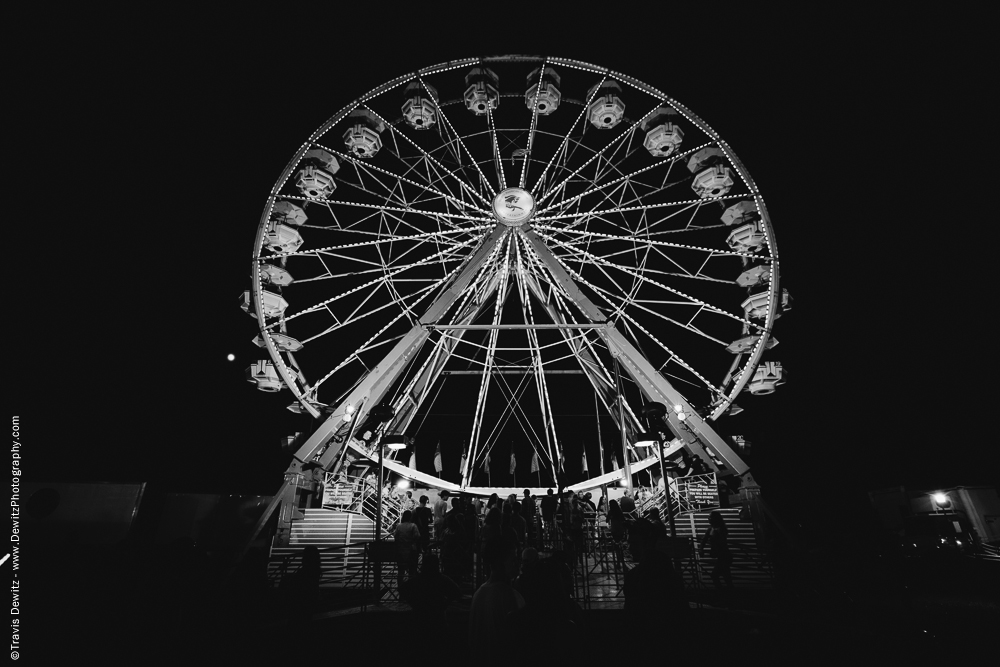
top-left (373, 487), bottom-right (735, 659)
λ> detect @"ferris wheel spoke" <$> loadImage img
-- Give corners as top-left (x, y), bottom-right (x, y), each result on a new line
top-left (533, 191), bottom-right (749, 225)
top-left (515, 242), bottom-right (558, 467)
top-left (279, 191), bottom-right (490, 225)
top-left (299, 255), bottom-right (477, 401)
top-left (313, 140), bottom-right (481, 217)
top-left (417, 77), bottom-right (498, 200)
top-left (268, 240), bottom-right (479, 327)
top-left (601, 287), bottom-right (731, 348)
top-left (259, 226), bottom-right (490, 266)
top-left (518, 60), bottom-right (549, 189)
top-left (484, 104), bottom-right (507, 191)
top-left (364, 105), bottom-right (494, 212)
top-left (536, 98), bottom-right (666, 207)
top-left (290, 243), bottom-right (468, 284)
top-left (554, 240), bottom-right (732, 286)
top-left (538, 232), bottom-right (756, 328)
top-left (534, 224), bottom-right (768, 262)
top-left (536, 140), bottom-right (711, 216)
top-left (530, 73), bottom-right (608, 197)
top-left (303, 310), bottom-right (413, 401)
top-left (467, 234), bottom-right (514, 466)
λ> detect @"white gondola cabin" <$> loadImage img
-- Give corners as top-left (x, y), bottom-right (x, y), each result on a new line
top-left (464, 67), bottom-right (499, 116)
top-left (586, 81), bottom-right (625, 129)
top-left (247, 360), bottom-right (283, 392)
top-left (692, 166), bottom-right (733, 198)
top-left (241, 290), bottom-right (289, 319)
top-left (746, 361), bottom-right (785, 395)
top-left (525, 67), bottom-right (561, 115)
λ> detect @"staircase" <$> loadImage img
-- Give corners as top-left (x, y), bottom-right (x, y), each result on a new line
top-left (674, 508), bottom-right (774, 589)
top-left (268, 509), bottom-right (378, 589)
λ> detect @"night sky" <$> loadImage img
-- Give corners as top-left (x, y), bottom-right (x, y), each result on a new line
top-left (17, 10), bottom-right (994, 530)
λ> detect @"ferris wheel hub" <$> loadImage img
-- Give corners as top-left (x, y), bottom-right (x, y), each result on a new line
top-left (492, 187), bottom-right (535, 227)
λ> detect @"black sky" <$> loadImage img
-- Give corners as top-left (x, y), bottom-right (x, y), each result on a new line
top-left (16, 10), bottom-right (995, 526)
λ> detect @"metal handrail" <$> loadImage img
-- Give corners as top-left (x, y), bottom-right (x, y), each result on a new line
top-left (321, 471), bottom-right (404, 534)
top-left (635, 472), bottom-right (719, 521)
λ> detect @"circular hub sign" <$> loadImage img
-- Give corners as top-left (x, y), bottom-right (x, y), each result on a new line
top-left (492, 187), bottom-right (535, 226)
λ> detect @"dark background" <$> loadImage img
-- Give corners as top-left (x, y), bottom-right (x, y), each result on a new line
top-left (15, 9), bottom-right (994, 534)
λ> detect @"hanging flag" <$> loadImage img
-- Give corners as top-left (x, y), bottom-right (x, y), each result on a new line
top-left (530, 451), bottom-right (539, 473)
top-left (408, 451), bottom-right (417, 470)
top-left (612, 451), bottom-right (620, 470)
top-left (459, 451), bottom-right (467, 475)
top-left (434, 441), bottom-right (443, 473)
top-left (509, 451), bottom-right (517, 474)
top-left (582, 446), bottom-right (589, 473)
top-left (559, 452), bottom-right (565, 473)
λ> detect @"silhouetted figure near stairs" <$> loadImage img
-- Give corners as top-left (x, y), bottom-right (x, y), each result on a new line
top-left (700, 510), bottom-right (734, 601)
top-left (414, 495), bottom-right (433, 552)
top-left (392, 510), bottom-right (421, 588)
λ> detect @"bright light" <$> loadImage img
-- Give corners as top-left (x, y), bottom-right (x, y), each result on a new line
top-left (932, 493), bottom-right (948, 504)
top-left (345, 404), bottom-right (355, 414)
top-left (674, 404), bottom-right (683, 412)
top-left (342, 413), bottom-right (352, 422)
top-left (619, 478), bottom-right (628, 487)
top-left (396, 479), bottom-right (410, 489)
top-left (384, 435), bottom-right (408, 450)
top-left (227, 353), bottom-right (235, 361)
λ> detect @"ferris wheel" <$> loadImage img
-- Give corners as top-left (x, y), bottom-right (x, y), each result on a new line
top-left (245, 55), bottom-right (788, 495)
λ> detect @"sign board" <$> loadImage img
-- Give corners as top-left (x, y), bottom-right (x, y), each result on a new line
top-left (682, 481), bottom-right (718, 508)
top-left (323, 483), bottom-right (353, 507)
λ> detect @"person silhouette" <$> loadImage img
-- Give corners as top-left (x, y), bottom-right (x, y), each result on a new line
top-left (700, 510), bottom-right (734, 600)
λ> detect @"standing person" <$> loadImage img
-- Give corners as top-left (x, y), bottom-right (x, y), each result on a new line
top-left (540, 489), bottom-right (558, 537)
top-left (619, 488), bottom-right (636, 515)
top-left (363, 471), bottom-right (377, 508)
top-left (700, 510), bottom-right (734, 596)
top-left (391, 510), bottom-right (421, 588)
top-left (597, 493), bottom-right (608, 515)
top-left (607, 500), bottom-right (628, 572)
top-left (414, 495), bottom-right (433, 552)
top-left (521, 489), bottom-right (536, 543)
top-left (401, 490), bottom-right (417, 514)
top-left (442, 497), bottom-right (467, 581)
top-left (507, 502), bottom-right (526, 554)
top-left (560, 491), bottom-right (584, 565)
top-left (433, 490), bottom-right (450, 542)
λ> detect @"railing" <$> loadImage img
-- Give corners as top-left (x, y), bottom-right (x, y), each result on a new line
top-left (974, 541), bottom-right (1000, 560)
top-left (635, 472), bottom-right (719, 522)
top-left (269, 540), bottom-right (375, 589)
top-left (271, 499), bottom-right (774, 607)
top-left (322, 472), bottom-right (403, 535)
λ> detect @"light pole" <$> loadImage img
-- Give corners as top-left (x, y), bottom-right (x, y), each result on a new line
top-left (373, 433), bottom-right (408, 600)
